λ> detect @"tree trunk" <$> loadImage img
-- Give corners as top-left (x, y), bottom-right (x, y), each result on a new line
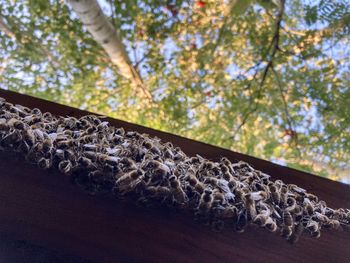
top-left (67, 0), bottom-right (152, 100)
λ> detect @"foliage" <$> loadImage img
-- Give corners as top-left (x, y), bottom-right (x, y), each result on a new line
top-left (0, 0), bottom-right (349, 183)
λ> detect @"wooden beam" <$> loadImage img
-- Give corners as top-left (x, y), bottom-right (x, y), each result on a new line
top-left (0, 89), bottom-right (349, 262)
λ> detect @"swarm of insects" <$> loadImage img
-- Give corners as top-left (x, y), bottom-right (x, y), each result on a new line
top-left (0, 96), bottom-right (349, 243)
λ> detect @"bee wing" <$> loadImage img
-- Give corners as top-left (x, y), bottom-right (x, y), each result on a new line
top-left (250, 191), bottom-right (265, 201)
top-left (217, 179), bottom-right (230, 193)
top-left (196, 154), bottom-right (205, 161)
top-left (48, 132), bottom-right (58, 141)
top-left (106, 147), bottom-right (120, 155)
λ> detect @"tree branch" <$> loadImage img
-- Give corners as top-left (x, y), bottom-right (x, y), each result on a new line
top-left (231, 0), bottom-right (285, 141)
top-left (210, 0), bottom-right (239, 56)
top-left (0, 15), bottom-right (60, 68)
top-left (271, 66), bottom-right (301, 157)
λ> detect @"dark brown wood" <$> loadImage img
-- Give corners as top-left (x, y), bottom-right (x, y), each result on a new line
top-left (0, 88), bottom-right (349, 262)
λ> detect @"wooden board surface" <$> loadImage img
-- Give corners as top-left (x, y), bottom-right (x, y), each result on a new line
top-left (0, 89), bottom-right (349, 262)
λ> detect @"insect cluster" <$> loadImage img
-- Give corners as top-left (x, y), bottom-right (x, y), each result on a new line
top-left (0, 96), bottom-right (349, 243)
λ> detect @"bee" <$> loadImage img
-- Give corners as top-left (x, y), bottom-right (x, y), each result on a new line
top-left (25, 144), bottom-right (41, 163)
top-left (327, 219), bottom-right (341, 230)
top-left (119, 157), bottom-right (137, 170)
top-left (144, 160), bottom-right (170, 175)
top-left (198, 189), bottom-right (213, 213)
top-left (282, 210), bottom-right (293, 227)
top-left (115, 169), bottom-right (144, 195)
top-left (233, 161), bottom-right (255, 175)
top-left (265, 217), bottom-right (278, 232)
top-left (83, 151), bottom-right (98, 162)
top-left (205, 161), bottom-right (215, 170)
top-left (303, 198), bottom-right (314, 216)
top-left (43, 123), bottom-right (57, 132)
top-left (53, 149), bottom-right (64, 161)
top-left (42, 112), bottom-right (54, 121)
top-left (291, 206), bottom-right (303, 223)
top-left (145, 186), bottom-right (171, 203)
top-left (84, 125), bottom-right (95, 134)
top-left (61, 130), bottom-right (74, 137)
top-left (1, 129), bottom-right (22, 147)
top-left (186, 173), bottom-right (199, 186)
top-left (149, 146), bottom-right (161, 156)
top-left (188, 156), bottom-right (201, 164)
top-left (249, 191), bottom-right (268, 201)
top-left (268, 183), bottom-right (281, 205)
top-left (0, 118), bottom-right (9, 132)
top-left (42, 138), bottom-right (53, 154)
top-left (96, 121), bottom-right (109, 132)
top-left (0, 97), bottom-right (5, 106)
top-left (284, 197), bottom-right (296, 212)
top-left (24, 115), bottom-right (42, 126)
top-left (76, 118), bottom-right (89, 129)
top-left (110, 134), bottom-right (123, 144)
top-left (58, 160), bottom-right (72, 175)
top-left (191, 182), bottom-right (204, 195)
top-left (280, 191), bottom-right (288, 206)
top-left (253, 213), bottom-right (270, 227)
top-left (154, 163), bottom-right (170, 179)
top-left (79, 134), bottom-right (95, 144)
top-left (220, 157), bottom-right (233, 168)
top-left (169, 175), bottom-right (187, 205)
top-left (204, 177), bottom-right (219, 186)
top-left (31, 108), bottom-right (42, 116)
top-left (314, 211), bottom-right (329, 224)
top-left (211, 219), bottom-right (225, 232)
top-left (222, 170), bottom-right (233, 181)
top-left (78, 156), bottom-right (95, 169)
top-left (83, 143), bottom-right (100, 152)
top-left (103, 163), bottom-right (116, 175)
top-left (281, 226), bottom-right (293, 239)
top-left (235, 210), bottom-right (248, 233)
top-left (346, 210), bottom-right (350, 221)
top-left (311, 229), bottom-right (321, 239)
top-left (234, 187), bottom-right (249, 202)
top-left (227, 178), bottom-right (239, 191)
top-left (104, 156), bottom-right (120, 166)
top-left (222, 206), bottom-right (238, 220)
top-left (63, 117), bottom-right (78, 130)
top-left (305, 220), bottom-right (320, 234)
top-left (13, 119), bottom-right (26, 130)
top-left (288, 184), bottom-right (306, 195)
top-left (252, 181), bottom-right (267, 192)
top-left (142, 140), bottom-right (153, 150)
top-left (56, 140), bottom-right (75, 149)
top-left (19, 141), bottom-right (31, 154)
top-left (8, 105), bottom-right (24, 117)
top-left (244, 193), bottom-right (257, 219)
top-left (96, 153), bottom-right (108, 165)
top-left (88, 170), bottom-right (104, 183)
top-left (213, 190), bottom-right (225, 205)
top-left (288, 223), bottom-right (304, 244)
top-left (332, 208), bottom-right (347, 220)
top-left (173, 152), bottom-right (185, 162)
top-left (37, 157), bottom-right (51, 170)
top-left (3, 101), bottom-right (13, 110)
top-left (186, 174), bottom-right (205, 194)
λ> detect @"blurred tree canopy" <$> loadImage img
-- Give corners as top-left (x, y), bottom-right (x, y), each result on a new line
top-left (0, 0), bottom-right (349, 182)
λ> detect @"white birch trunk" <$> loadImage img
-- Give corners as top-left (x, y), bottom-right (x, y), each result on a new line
top-left (67, 0), bottom-right (151, 100)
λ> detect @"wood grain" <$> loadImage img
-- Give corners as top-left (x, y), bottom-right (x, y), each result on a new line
top-left (0, 89), bottom-right (349, 262)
